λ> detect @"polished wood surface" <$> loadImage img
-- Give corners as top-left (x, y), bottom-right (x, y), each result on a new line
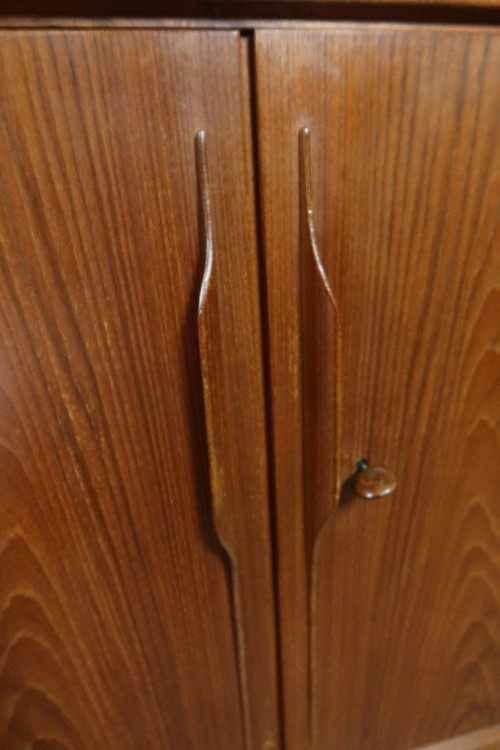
top-left (299, 126), bottom-right (341, 558)
top-left (196, 126), bottom-right (281, 750)
top-left (417, 723), bottom-right (500, 749)
top-left (1, 17), bottom-right (500, 29)
top-left (353, 465), bottom-right (397, 499)
top-left (299, 127), bottom-right (342, 741)
top-left (256, 25), bottom-right (500, 750)
top-left (0, 29), bottom-right (279, 749)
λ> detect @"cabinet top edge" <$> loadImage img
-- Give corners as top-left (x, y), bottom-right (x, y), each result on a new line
top-left (0, 16), bottom-right (498, 29)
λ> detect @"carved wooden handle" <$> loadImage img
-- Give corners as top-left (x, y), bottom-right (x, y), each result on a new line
top-left (299, 126), bottom-right (342, 557)
top-left (299, 130), bottom-right (396, 513)
top-left (196, 131), bottom-right (282, 750)
top-left (196, 130), bottom-right (226, 531)
top-left (300, 129), bottom-right (397, 744)
top-left (300, 127), bottom-right (342, 745)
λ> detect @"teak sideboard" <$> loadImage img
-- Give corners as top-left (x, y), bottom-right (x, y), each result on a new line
top-left (0, 6), bottom-right (499, 750)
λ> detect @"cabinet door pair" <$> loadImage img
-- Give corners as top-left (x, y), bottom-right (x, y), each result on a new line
top-left (0, 25), bottom-right (499, 750)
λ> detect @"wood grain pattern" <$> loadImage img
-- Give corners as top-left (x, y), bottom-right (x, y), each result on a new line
top-left (196, 127), bottom-right (281, 750)
top-left (0, 29), bottom-right (279, 749)
top-left (300, 126), bottom-right (341, 564)
top-left (255, 24), bottom-right (500, 750)
top-left (299, 127), bottom-right (342, 743)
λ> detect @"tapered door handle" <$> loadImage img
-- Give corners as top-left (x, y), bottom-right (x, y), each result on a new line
top-left (195, 129), bottom-right (280, 749)
top-left (299, 126), bottom-right (342, 743)
top-left (353, 463), bottom-right (397, 499)
top-left (299, 126), bottom-right (341, 551)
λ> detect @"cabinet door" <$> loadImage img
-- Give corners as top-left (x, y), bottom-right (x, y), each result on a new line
top-left (256, 25), bottom-right (500, 750)
top-left (0, 30), bottom-right (279, 750)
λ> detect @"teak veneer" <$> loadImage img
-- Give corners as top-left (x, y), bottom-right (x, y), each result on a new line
top-left (0, 8), bottom-right (498, 750)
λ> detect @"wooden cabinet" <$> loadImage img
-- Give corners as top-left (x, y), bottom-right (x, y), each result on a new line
top-left (0, 29), bottom-right (279, 750)
top-left (0, 17), bottom-right (499, 750)
top-left (256, 26), bottom-right (500, 750)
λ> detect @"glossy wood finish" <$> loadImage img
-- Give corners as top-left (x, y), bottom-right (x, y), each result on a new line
top-left (0, 29), bottom-right (279, 749)
top-left (196, 127), bottom-right (280, 750)
top-left (299, 127), bottom-right (342, 741)
top-left (255, 25), bottom-right (500, 750)
top-left (417, 723), bottom-right (500, 749)
top-left (353, 465), bottom-right (397, 499)
top-left (299, 126), bottom-right (341, 561)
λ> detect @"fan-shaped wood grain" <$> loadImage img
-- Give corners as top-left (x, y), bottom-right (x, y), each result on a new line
top-left (255, 25), bottom-right (500, 750)
top-left (0, 29), bottom-right (279, 749)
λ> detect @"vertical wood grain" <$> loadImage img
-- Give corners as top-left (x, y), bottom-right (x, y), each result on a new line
top-left (299, 126), bottom-right (341, 570)
top-left (255, 25), bottom-right (500, 750)
top-left (196, 125), bottom-right (281, 750)
top-left (0, 29), bottom-right (279, 749)
top-left (299, 126), bottom-right (342, 743)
